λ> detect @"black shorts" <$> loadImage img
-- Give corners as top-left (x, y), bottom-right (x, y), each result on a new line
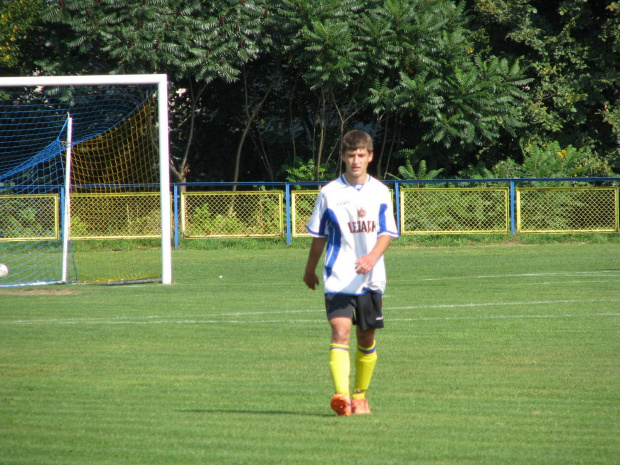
top-left (325, 291), bottom-right (384, 331)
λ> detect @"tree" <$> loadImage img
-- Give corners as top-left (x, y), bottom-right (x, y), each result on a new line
top-left (275, 0), bottom-right (367, 179)
top-left (470, 0), bottom-right (620, 171)
top-left (42, 0), bottom-right (268, 183)
top-left (19, 0), bottom-right (614, 183)
top-left (361, 0), bottom-right (531, 176)
top-left (410, 55), bottom-right (530, 149)
top-left (493, 139), bottom-right (617, 179)
top-left (363, 0), bottom-right (470, 175)
top-left (0, 0), bottom-right (43, 74)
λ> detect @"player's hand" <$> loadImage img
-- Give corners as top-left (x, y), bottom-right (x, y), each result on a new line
top-left (355, 254), bottom-right (377, 275)
top-left (303, 271), bottom-right (320, 290)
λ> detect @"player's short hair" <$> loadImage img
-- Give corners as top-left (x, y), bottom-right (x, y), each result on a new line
top-left (341, 130), bottom-right (373, 154)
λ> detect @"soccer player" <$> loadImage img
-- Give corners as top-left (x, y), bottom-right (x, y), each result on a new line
top-left (303, 129), bottom-right (398, 416)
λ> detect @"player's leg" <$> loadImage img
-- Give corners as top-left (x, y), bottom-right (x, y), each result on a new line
top-left (326, 294), bottom-right (355, 416)
top-left (352, 292), bottom-right (383, 414)
top-left (329, 316), bottom-right (352, 395)
top-left (353, 327), bottom-right (377, 398)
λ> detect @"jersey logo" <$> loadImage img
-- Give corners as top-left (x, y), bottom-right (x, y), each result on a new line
top-left (357, 208), bottom-right (366, 218)
top-left (348, 220), bottom-right (376, 234)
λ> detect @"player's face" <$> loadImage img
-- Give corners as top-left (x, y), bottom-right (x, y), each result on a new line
top-left (342, 147), bottom-right (373, 184)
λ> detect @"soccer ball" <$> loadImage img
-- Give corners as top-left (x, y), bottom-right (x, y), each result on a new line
top-left (0, 263), bottom-right (9, 278)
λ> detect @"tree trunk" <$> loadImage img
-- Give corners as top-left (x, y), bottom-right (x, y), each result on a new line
top-left (170, 80), bottom-right (208, 192)
top-left (232, 70), bottom-right (275, 190)
top-left (315, 89), bottom-right (326, 181)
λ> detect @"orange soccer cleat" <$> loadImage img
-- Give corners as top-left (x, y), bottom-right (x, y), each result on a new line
top-left (330, 394), bottom-right (352, 416)
top-left (351, 397), bottom-right (372, 415)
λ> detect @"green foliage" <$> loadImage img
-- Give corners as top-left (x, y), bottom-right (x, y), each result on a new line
top-left (0, 202), bottom-right (54, 238)
top-left (296, 15), bottom-right (362, 92)
top-left (0, 0), bottom-right (42, 71)
top-left (69, 216), bottom-right (91, 237)
top-left (493, 139), bottom-right (618, 179)
top-left (42, 0), bottom-right (266, 82)
top-left (187, 195), bottom-right (282, 236)
top-left (400, 55), bottom-right (531, 149)
top-left (188, 203), bottom-right (246, 236)
top-left (283, 157), bottom-right (331, 183)
top-left (401, 189), bottom-right (508, 232)
top-left (389, 159), bottom-right (444, 182)
top-left (386, 145), bottom-right (444, 182)
top-left (127, 208), bottom-right (162, 236)
top-left (472, 0), bottom-right (620, 170)
top-left (458, 161), bottom-right (496, 180)
top-left (360, 0), bottom-right (532, 174)
top-left (275, 0), bottom-right (367, 179)
top-left (601, 100), bottom-right (620, 161)
top-left (6, 0), bottom-right (620, 181)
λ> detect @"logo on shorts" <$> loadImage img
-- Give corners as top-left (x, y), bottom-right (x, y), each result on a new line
top-left (376, 316), bottom-right (384, 321)
top-left (358, 207), bottom-right (366, 218)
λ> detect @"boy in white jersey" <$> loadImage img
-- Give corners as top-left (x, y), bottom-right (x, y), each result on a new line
top-left (303, 129), bottom-right (398, 416)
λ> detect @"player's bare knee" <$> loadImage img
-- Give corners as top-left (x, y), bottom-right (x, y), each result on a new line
top-left (331, 327), bottom-right (351, 345)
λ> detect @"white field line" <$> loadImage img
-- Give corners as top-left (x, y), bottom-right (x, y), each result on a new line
top-left (415, 271), bottom-right (620, 282)
top-left (521, 280), bottom-right (614, 285)
top-left (390, 313), bottom-right (620, 323)
top-left (2, 298), bottom-right (619, 326)
top-left (159, 271), bottom-right (620, 287)
top-left (387, 298), bottom-right (620, 311)
top-left (1, 314), bottom-right (618, 326)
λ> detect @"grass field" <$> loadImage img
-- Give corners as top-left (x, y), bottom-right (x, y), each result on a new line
top-left (1, 241), bottom-right (619, 464)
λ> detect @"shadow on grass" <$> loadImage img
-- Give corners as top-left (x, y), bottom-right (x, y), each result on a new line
top-left (178, 408), bottom-right (333, 418)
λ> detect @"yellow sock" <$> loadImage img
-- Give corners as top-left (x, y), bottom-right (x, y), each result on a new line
top-left (329, 344), bottom-right (350, 395)
top-left (353, 341), bottom-right (377, 400)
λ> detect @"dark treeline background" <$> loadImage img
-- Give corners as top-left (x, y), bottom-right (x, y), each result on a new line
top-left (1, 0), bottom-right (619, 183)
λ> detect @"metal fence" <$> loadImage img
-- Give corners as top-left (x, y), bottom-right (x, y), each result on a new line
top-left (399, 187), bottom-right (510, 234)
top-left (516, 187), bottom-right (618, 233)
top-left (180, 191), bottom-right (283, 238)
top-left (1, 178), bottom-right (618, 247)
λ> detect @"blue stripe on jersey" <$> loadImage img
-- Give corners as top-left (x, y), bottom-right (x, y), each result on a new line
top-left (317, 206), bottom-right (331, 236)
top-left (378, 203), bottom-right (388, 233)
top-left (324, 208), bottom-right (341, 279)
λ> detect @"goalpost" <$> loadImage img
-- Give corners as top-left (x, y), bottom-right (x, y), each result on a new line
top-left (0, 74), bottom-right (172, 286)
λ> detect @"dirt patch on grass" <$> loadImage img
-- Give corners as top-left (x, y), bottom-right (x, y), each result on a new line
top-left (0, 289), bottom-right (79, 296)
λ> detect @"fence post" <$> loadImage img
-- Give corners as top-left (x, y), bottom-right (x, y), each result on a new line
top-left (510, 180), bottom-right (516, 235)
top-left (285, 183), bottom-right (292, 245)
top-left (394, 181), bottom-right (401, 237)
top-left (59, 186), bottom-right (66, 242)
top-left (173, 184), bottom-right (180, 248)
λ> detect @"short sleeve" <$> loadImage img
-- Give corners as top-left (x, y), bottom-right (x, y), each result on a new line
top-left (378, 188), bottom-right (398, 237)
top-left (306, 191), bottom-right (328, 237)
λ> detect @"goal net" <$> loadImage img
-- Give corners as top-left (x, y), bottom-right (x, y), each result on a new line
top-left (0, 75), bottom-right (172, 287)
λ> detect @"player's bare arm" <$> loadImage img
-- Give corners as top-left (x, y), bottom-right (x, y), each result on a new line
top-left (303, 237), bottom-right (327, 290)
top-left (354, 234), bottom-right (392, 275)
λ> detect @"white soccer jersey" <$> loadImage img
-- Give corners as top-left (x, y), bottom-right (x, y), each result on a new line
top-left (306, 174), bottom-right (398, 295)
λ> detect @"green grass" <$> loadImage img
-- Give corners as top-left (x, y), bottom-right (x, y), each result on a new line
top-left (1, 242), bottom-right (619, 464)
